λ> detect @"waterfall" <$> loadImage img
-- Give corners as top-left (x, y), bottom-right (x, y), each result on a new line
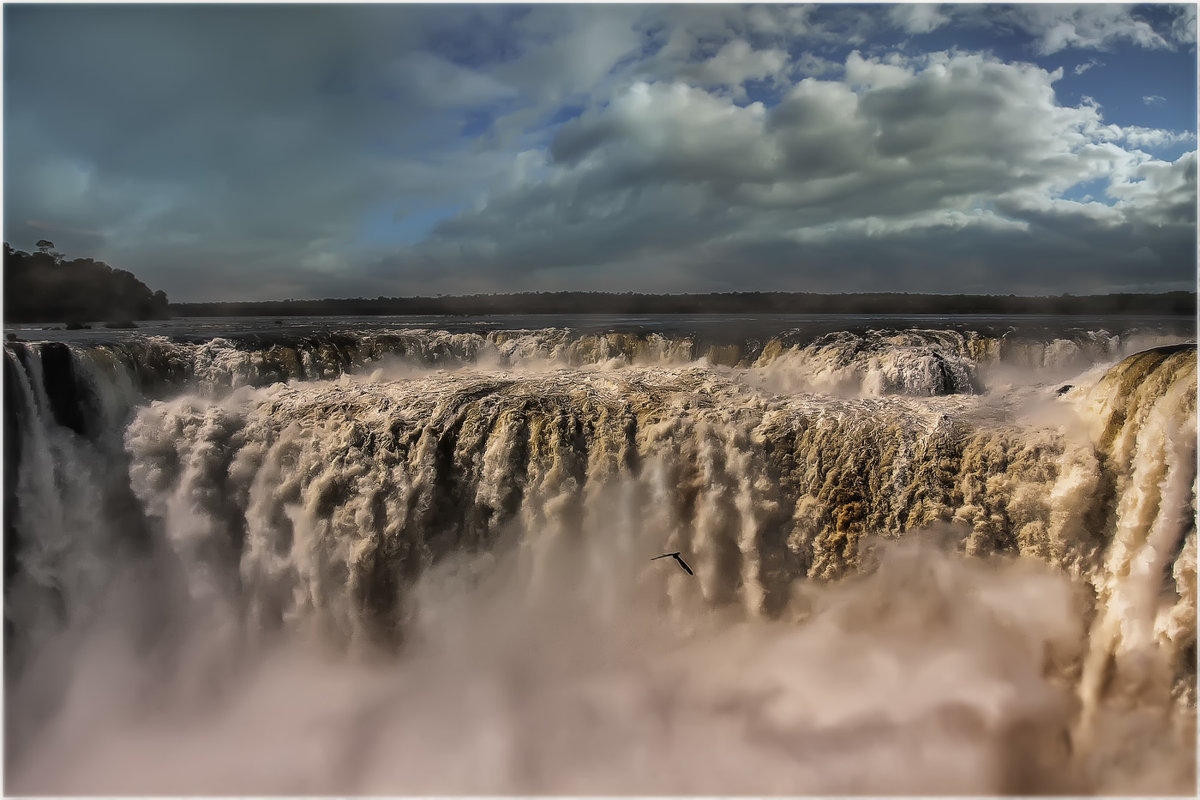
top-left (3, 325), bottom-right (1195, 794)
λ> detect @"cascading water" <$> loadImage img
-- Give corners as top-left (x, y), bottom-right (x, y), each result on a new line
top-left (3, 321), bottom-right (1196, 794)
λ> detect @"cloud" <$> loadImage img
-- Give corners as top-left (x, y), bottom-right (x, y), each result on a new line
top-left (1, 5), bottom-right (539, 300)
top-left (793, 52), bottom-right (840, 78)
top-left (1073, 58), bottom-right (1103, 75)
top-left (4, 5), bottom-right (1196, 300)
top-left (1170, 3), bottom-right (1197, 46)
top-left (889, 4), bottom-right (951, 35)
top-left (376, 49), bottom-right (1194, 294)
top-left (680, 39), bottom-right (790, 96)
top-left (996, 4), bottom-right (1171, 54)
top-left (1143, 94), bottom-right (1167, 105)
top-left (387, 51), bottom-right (517, 110)
top-left (1106, 149), bottom-right (1197, 225)
top-left (878, 5), bottom-right (1191, 56)
top-left (1079, 112), bottom-right (1195, 149)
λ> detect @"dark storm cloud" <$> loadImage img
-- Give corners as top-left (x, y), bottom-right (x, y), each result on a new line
top-left (4, 4), bottom-right (518, 299)
top-left (4, 4), bottom-right (1196, 300)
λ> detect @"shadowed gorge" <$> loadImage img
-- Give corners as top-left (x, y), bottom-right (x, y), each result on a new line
top-left (2, 321), bottom-right (1196, 794)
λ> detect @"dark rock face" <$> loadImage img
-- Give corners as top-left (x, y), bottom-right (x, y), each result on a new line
top-left (37, 343), bottom-right (87, 436)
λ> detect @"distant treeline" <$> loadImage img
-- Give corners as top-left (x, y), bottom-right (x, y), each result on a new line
top-left (173, 291), bottom-right (1197, 317)
top-left (4, 242), bottom-right (170, 323)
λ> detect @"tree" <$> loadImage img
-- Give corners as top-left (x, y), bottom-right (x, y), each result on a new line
top-left (34, 239), bottom-right (63, 263)
top-left (2, 243), bottom-right (171, 321)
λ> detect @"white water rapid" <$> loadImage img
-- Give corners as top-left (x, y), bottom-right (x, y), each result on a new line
top-left (3, 323), bottom-right (1195, 794)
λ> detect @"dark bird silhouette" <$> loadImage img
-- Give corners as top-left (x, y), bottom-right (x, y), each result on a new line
top-left (651, 551), bottom-right (694, 575)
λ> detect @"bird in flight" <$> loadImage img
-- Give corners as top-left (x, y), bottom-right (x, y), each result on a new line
top-left (651, 551), bottom-right (694, 575)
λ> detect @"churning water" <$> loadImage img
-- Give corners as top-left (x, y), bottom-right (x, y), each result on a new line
top-left (3, 316), bottom-right (1196, 794)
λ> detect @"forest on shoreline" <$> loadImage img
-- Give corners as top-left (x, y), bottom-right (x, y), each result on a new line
top-left (3, 240), bottom-right (1194, 321)
top-left (4, 242), bottom-right (170, 323)
top-left (173, 290), bottom-right (1196, 318)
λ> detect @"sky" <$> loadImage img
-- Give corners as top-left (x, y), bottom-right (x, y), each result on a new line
top-left (3, 2), bottom-right (1197, 302)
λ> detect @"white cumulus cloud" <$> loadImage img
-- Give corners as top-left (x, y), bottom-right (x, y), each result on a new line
top-left (399, 49), bottom-right (1194, 293)
top-left (1000, 4), bottom-right (1171, 54)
